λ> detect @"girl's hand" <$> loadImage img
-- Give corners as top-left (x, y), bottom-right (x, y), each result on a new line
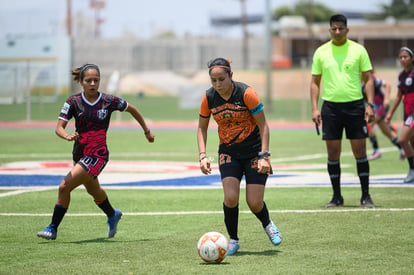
top-left (65, 132), bottom-right (79, 141)
top-left (144, 130), bottom-right (155, 143)
top-left (199, 157), bottom-right (211, 175)
top-left (258, 157), bottom-right (272, 175)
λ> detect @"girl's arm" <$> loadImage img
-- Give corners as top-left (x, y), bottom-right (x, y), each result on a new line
top-left (125, 104), bottom-right (155, 142)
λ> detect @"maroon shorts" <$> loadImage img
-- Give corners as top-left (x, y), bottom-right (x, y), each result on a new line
top-left (78, 156), bottom-right (107, 178)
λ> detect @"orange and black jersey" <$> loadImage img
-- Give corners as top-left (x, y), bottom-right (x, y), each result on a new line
top-left (199, 81), bottom-right (264, 158)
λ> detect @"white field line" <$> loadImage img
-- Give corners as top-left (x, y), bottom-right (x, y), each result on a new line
top-left (0, 187), bottom-right (55, 197)
top-left (1, 208), bottom-right (414, 217)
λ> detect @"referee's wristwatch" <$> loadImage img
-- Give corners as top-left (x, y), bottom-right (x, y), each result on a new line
top-left (367, 102), bottom-right (375, 108)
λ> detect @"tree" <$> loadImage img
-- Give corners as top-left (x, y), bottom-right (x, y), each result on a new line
top-left (273, 0), bottom-right (335, 22)
top-left (368, 0), bottom-right (414, 20)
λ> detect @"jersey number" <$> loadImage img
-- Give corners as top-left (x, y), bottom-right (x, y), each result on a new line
top-left (219, 154), bottom-right (232, 165)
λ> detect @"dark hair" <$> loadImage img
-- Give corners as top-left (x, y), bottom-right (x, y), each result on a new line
top-left (207, 57), bottom-right (232, 75)
top-left (71, 63), bottom-right (100, 82)
top-left (330, 14), bottom-right (347, 27)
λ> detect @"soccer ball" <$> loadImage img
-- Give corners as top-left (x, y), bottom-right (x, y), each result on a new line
top-left (197, 231), bottom-right (229, 263)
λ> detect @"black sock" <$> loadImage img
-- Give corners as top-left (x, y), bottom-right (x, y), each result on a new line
top-left (51, 204), bottom-right (67, 229)
top-left (370, 136), bottom-right (379, 151)
top-left (223, 203), bottom-right (239, 240)
top-left (95, 197), bottom-right (115, 217)
top-left (253, 202), bottom-right (271, 228)
top-left (391, 137), bottom-right (402, 149)
top-left (356, 157), bottom-right (370, 198)
top-left (408, 156), bottom-right (414, 169)
top-left (327, 160), bottom-right (341, 198)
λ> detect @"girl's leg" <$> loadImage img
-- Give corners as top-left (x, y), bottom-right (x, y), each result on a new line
top-left (246, 184), bottom-right (267, 224)
top-left (37, 164), bottom-right (89, 240)
top-left (400, 126), bottom-right (414, 182)
top-left (222, 176), bottom-right (240, 240)
top-left (84, 177), bottom-right (114, 217)
top-left (83, 175), bottom-right (122, 238)
top-left (246, 184), bottom-right (282, 246)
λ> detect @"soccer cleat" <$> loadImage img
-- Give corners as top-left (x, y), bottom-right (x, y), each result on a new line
top-left (400, 150), bottom-right (406, 161)
top-left (361, 195), bottom-right (375, 208)
top-left (227, 239), bottom-right (240, 256)
top-left (325, 196), bottom-right (344, 208)
top-left (404, 169), bottom-right (414, 183)
top-left (107, 209), bottom-right (122, 238)
top-left (37, 224), bottom-right (57, 240)
top-left (368, 150), bottom-right (381, 160)
top-left (264, 220), bottom-right (282, 246)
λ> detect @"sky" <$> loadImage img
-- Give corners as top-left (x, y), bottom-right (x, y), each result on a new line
top-left (0, 0), bottom-right (392, 39)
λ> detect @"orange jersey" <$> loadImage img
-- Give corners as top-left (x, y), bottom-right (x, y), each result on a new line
top-left (199, 81), bottom-right (263, 158)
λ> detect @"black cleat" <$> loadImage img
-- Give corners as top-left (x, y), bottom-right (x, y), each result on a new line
top-left (361, 195), bottom-right (375, 208)
top-left (325, 196), bottom-right (344, 208)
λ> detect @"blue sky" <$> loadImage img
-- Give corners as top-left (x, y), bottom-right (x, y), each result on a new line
top-left (0, 0), bottom-right (391, 39)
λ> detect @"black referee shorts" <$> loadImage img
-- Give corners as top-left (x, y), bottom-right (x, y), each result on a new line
top-left (321, 99), bottom-right (368, 140)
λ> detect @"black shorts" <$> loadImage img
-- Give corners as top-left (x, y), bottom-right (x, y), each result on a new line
top-left (321, 100), bottom-right (368, 140)
top-left (218, 153), bottom-right (268, 185)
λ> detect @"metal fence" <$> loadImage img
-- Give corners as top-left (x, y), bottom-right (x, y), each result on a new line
top-left (73, 37), bottom-right (266, 78)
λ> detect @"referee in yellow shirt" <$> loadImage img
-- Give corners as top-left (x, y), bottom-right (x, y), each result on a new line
top-left (310, 14), bottom-right (375, 208)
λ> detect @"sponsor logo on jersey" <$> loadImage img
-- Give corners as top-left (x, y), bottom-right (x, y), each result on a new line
top-left (61, 102), bottom-right (70, 115)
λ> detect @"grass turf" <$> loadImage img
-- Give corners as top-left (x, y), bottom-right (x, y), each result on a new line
top-left (0, 97), bottom-right (412, 273)
top-left (0, 188), bottom-right (413, 274)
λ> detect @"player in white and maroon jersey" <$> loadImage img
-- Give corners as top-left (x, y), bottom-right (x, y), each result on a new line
top-left (386, 47), bottom-right (414, 182)
top-left (362, 72), bottom-right (404, 161)
top-left (37, 64), bottom-right (155, 240)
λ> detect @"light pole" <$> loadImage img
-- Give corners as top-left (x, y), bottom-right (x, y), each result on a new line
top-left (89, 0), bottom-right (106, 38)
top-left (240, 0), bottom-right (249, 69)
top-left (265, 0), bottom-right (272, 113)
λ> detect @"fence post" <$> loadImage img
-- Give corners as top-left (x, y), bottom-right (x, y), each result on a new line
top-left (25, 60), bottom-right (31, 122)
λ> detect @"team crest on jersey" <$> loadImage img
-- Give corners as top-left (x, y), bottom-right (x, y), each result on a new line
top-left (406, 77), bottom-right (413, 86)
top-left (97, 109), bottom-right (108, 120)
top-left (61, 102), bottom-right (70, 115)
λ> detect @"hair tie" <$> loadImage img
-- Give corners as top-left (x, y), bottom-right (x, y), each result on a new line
top-left (209, 65), bottom-right (231, 71)
top-left (80, 64), bottom-right (100, 80)
top-left (400, 47), bottom-right (413, 57)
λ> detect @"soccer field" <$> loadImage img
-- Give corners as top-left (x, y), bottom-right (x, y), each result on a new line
top-left (0, 127), bottom-right (413, 274)
top-left (1, 188), bottom-right (413, 274)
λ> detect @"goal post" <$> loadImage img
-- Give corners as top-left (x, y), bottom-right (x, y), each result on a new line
top-left (0, 36), bottom-right (72, 121)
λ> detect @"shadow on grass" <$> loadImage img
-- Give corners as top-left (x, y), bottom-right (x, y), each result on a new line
top-left (199, 261), bottom-right (231, 266)
top-left (197, 250), bottom-right (281, 265)
top-left (59, 237), bottom-right (154, 244)
top-left (324, 205), bottom-right (381, 209)
top-left (230, 249), bottom-right (281, 256)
